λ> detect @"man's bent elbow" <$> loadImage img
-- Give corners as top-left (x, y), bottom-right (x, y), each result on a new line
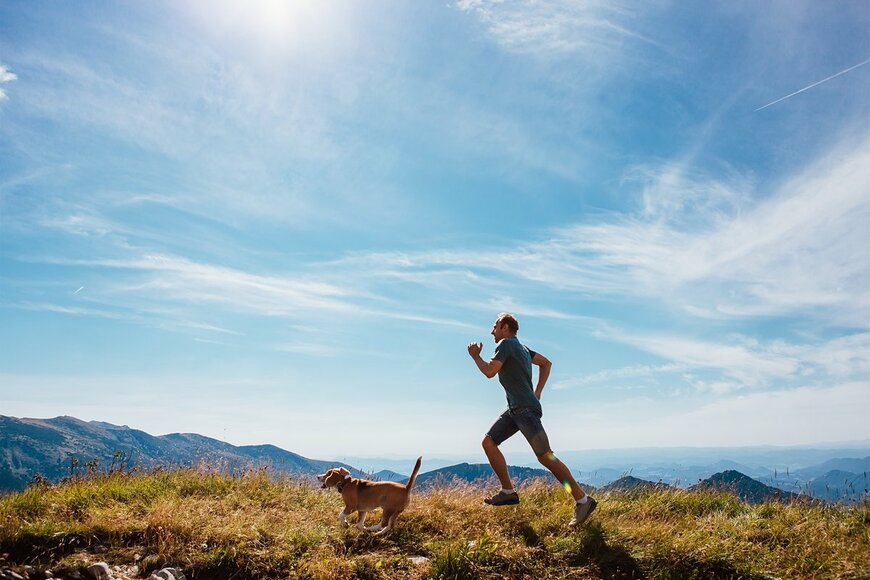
top-left (478, 364), bottom-right (498, 379)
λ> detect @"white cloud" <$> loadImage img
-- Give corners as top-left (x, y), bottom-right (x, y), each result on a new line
top-left (349, 133), bottom-right (870, 327)
top-left (584, 326), bottom-right (870, 396)
top-left (15, 302), bottom-right (130, 320)
top-left (603, 330), bottom-right (803, 388)
top-left (631, 161), bottom-right (753, 227)
top-left (552, 363), bottom-right (684, 390)
top-left (800, 333), bottom-right (870, 378)
top-left (8, 48), bottom-right (348, 227)
top-left (455, 0), bottom-right (658, 58)
top-left (0, 64), bottom-right (16, 99)
top-left (70, 254), bottom-right (356, 316)
top-left (23, 252), bottom-right (480, 334)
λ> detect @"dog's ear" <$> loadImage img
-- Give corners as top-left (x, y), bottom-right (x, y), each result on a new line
top-left (339, 467), bottom-right (351, 477)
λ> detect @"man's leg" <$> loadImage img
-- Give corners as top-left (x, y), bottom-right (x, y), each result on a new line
top-left (538, 450), bottom-right (597, 525)
top-left (482, 412), bottom-right (521, 505)
top-left (482, 435), bottom-right (513, 489)
top-left (515, 410), bottom-right (597, 525)
top-left (537, 451), bottom-right (584, 501)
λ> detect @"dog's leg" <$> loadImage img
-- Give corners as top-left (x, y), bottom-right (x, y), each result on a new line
top-left (355, 511), bottom-right (368, 531)
top-left (372, 510), bottom-right (396, 536)
top-left (339, 508), bottom-right (349, 528)
top-left (366, 512), bottom-right (385, 532)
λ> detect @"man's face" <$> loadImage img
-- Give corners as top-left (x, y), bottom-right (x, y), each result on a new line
top-left (491, 319), bottom-right (509, 342)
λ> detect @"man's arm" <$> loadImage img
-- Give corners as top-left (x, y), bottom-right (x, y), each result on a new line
top-left (467, 342), bottom-right (503, 378)
top-left (532, 352), bottom-right (552, 399)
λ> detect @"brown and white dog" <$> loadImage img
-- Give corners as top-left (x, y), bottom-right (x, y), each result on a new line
top-left (316, 456), bottom-right (422, 535)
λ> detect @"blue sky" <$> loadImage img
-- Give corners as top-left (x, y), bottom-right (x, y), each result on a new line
top-left (1, 1), bottom-right (868, 459)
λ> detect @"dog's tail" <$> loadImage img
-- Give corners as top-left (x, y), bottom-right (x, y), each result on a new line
top-left (405, 456), bottom-right (423, 491)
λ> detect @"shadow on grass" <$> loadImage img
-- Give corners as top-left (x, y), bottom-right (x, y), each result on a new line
top-left (517, 521), bottom-right (541, 547)
top-left (570, 524), bottom-right (768, 580)
top-left (646, 555), bottom-right (768, 580)
top-left (568, 523), bottom-right (645, 578)
top-left (1, 528), bottom-right (148, 565)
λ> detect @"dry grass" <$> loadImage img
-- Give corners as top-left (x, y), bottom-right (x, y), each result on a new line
top-left (1, 469), bottom-right (868, 579)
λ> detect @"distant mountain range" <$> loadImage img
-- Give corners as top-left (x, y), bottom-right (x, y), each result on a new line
top-left (0, 415), bottom-right (551, 492)
top-left (0, 415), bottom-right (357, 491)
top-left (1, 415), bottom-right (866, 504)
top-left (599, 472), bottom-right (798, 504)
top-left (513, 445), bottom-right (870, 487)
top-left (756, 466), bottom-right (869, 503)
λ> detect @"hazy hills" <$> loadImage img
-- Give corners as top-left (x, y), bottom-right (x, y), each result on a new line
top-left (1, 415), bottom-right (867, 504)
top-left (0, 415), bottom-right (355, 491)
top-left (690, 470), bottom-right (800, 504)
top-left (412, 462), bottom-right (554, 489)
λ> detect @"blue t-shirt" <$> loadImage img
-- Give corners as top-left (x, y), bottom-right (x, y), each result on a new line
top-left (493, 336), bottom-right (541, 413)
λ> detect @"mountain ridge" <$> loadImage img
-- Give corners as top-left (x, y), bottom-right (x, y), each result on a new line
top-left (2, 415), bottom-right (867, 504)
top-left (0, 415), bottom-right (355, 491)
top-left (690, 469), bottom-right (800, 504)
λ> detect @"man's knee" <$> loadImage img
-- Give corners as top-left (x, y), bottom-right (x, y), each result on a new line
top-left (536, 450), bottom-right (557, 465)
top-left (482, 434), bottom-right (498, 450)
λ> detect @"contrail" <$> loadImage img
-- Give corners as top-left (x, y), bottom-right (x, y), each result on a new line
top-left (73, 286), bottom-right (84, 294)
top-left (754, 58), bottom-right (870, 112)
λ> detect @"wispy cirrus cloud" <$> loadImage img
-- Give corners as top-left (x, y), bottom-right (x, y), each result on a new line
top-left (7, 46), bottom-right (350, 228)
top-left (18, 251), bottom-right (478, 336)
top-left (601, 330), bottom-right (803, 388)
top-left (12, 301), bottom-right (241, 337)
top-left (455, 0), bottom-right (659, 58)
top-left (342, 133), bottom-right (870, 327)
top-left (552, 363), bottom-right (685, 391)
top-left (61, 129), bottom-right (856, 354)
top-left (0, 64), bottom-right (15, 99)
top-left (551, 328), bottom-right (870, 395)
top-left (15, 302), bottom-right (130, 320)
top-left (54, 254), bottom-right (356, 316)
top-left (561, 135), bottom-right (868, 315)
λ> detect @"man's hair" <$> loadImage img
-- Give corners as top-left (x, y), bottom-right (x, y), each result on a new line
top-left (496, 313), bottom-right (519, 334)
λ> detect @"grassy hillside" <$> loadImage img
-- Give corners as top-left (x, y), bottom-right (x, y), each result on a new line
top-left (1, 469), bottom-right (868, 579)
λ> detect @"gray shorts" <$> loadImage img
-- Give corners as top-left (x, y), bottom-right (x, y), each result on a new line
top-left (486, 407), bottom-right (552, 457)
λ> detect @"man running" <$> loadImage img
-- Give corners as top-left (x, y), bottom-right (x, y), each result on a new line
top-left (467, 312), bottom-right (596, 526)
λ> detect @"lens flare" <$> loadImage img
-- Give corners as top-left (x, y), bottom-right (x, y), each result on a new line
top-left (562, 480), bottom-right (573, 494)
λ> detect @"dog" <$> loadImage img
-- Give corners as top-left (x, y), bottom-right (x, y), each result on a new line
top-left (316, 456), bottom-right (422, 535)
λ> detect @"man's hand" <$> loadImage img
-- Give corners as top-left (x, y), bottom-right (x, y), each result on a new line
top-left (469, 342), bottom-right (502, 378)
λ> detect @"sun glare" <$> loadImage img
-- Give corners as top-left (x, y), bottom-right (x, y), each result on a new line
top-left (187, 0), bottom-right (348, 60)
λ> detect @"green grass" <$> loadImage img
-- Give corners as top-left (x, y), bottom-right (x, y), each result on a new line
top-left (1, 470), bottom-right (868, 579)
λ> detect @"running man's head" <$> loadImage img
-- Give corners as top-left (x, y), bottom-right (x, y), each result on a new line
top-left (491, 313), bottom-right (519, 341)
